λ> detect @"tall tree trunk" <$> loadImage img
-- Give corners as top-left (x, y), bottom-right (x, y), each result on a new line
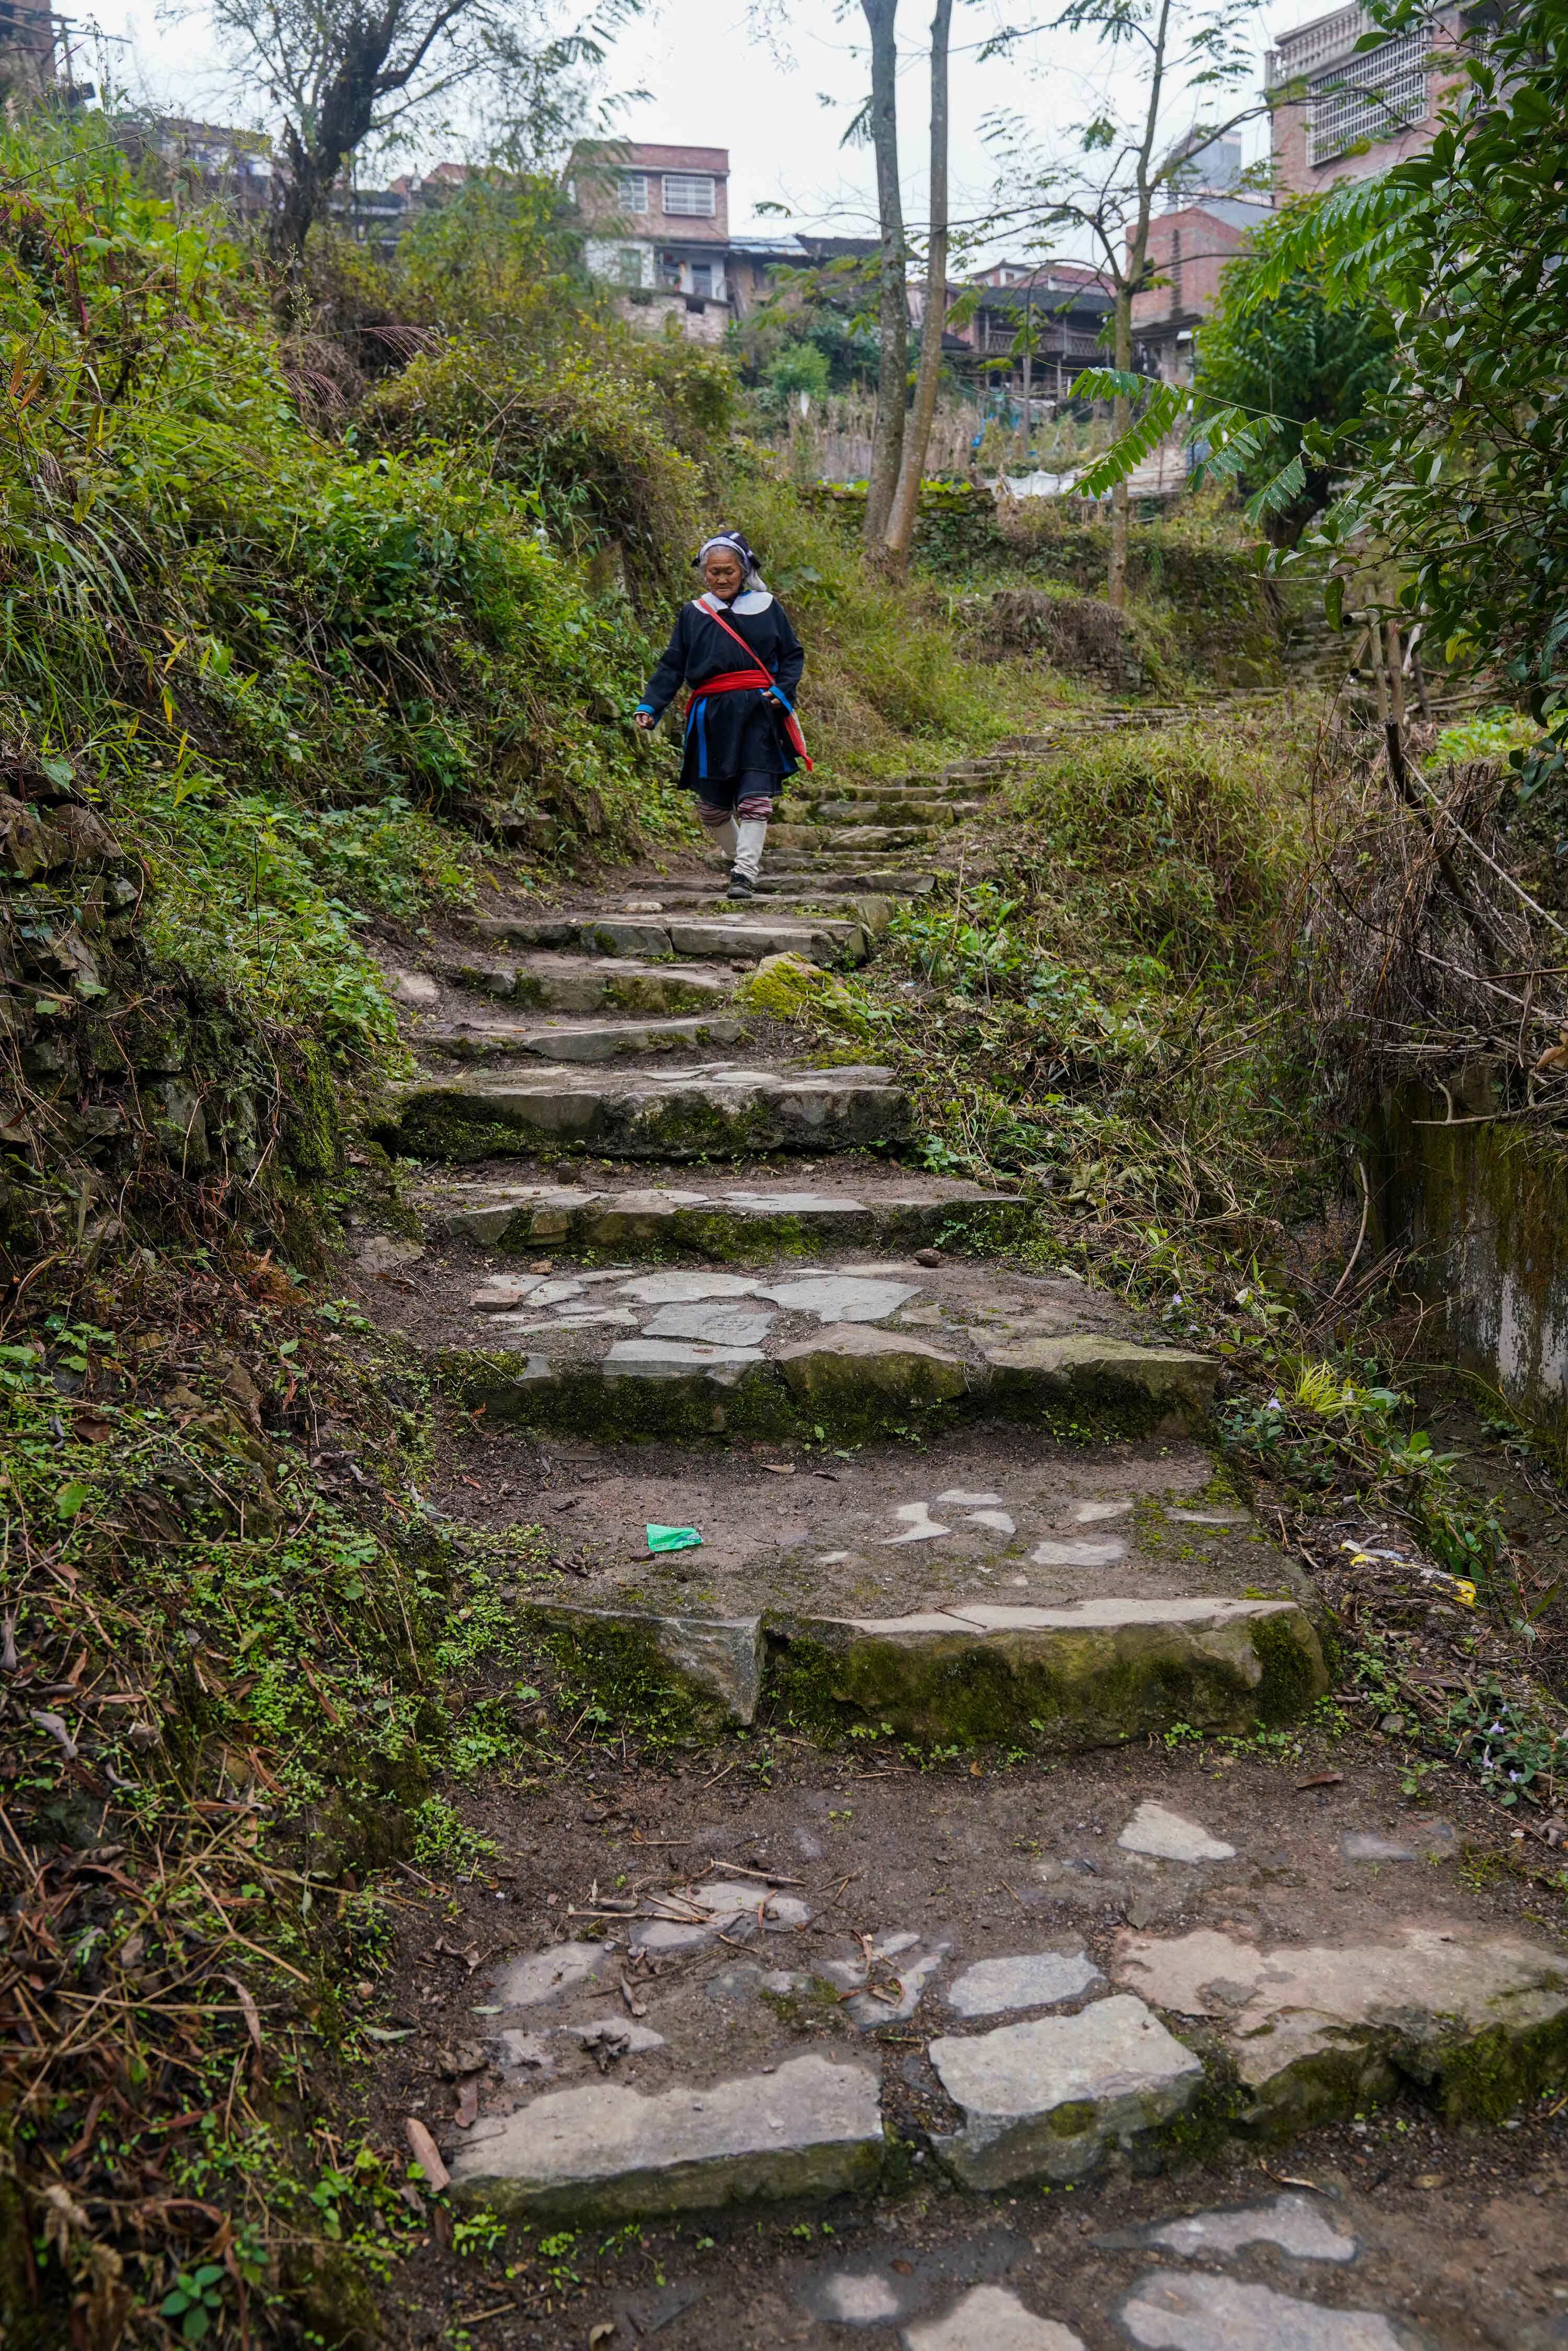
top-left (1018, 284), bottom-right (1032, 468)
top-left (1108, 281), bottom-right (1132, 609)
top-left (1108, 0), bottom-right (1167, 609)
top-left (861, 0), bottom-right (907, 549)
top-left (883, 0), bottom-right (952, 570)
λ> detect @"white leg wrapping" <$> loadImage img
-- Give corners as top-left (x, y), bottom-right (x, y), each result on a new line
top-left (733, 818), bottom-right (768, 882)
top-left (707, 815), bottom-right (739, 858)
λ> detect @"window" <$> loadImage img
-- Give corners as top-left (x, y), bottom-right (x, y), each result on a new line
top-left (616, 246), bottom-right (643, 286)
top-left (617, 171), bottom-right (648, 213)
top-left (662, 172), bottom-right (716, 216)
top-left (1309, 26), bottom-right (1431, 164)
top-left (690, 260), bottom-right (713, 297)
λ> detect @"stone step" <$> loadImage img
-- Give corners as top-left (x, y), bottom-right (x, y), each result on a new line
top-left (750, 874), bottom-right (930, 901)
top-left (470, 913), bottom-right (872, 967)
top-left (450, 2051), bottom-right (884, 2221)
top-left (768, 824), bottom-right (941, 855)
top-left (433, 1763), bottom-right (1568, 2228)
top-left (533, 1594), bottom-right (1324, 1750)
top-left (409, 1251), bottom-right (1219, 1442)
top-left (375, 1061), bottom-right (909, 1163)
top-left (790, 782), bottom-right (996, 810)
top-left (612, 884), bottom-right (908, 919)
top-left (762, 854), bottom-right (929, 877)
top-left (411, 1013), bottom-right (750, 1066)
top-left (778, 799), bottom-right (958, 829)
top-left (416, 1173), bottom-right (1032, 1258)
top-left (432, 953), bottom-right (733, 1015)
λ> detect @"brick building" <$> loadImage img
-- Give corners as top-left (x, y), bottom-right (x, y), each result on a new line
top-left (1131, 194), bottom-right (1274, 383)
top-left (567, 141), bottom-right (732, 342)
top-left (1267, 2), bottom-right (1468, 193)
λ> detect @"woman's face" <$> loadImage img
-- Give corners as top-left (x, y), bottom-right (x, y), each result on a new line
top-left (703, 548), bottom-right (745, 600)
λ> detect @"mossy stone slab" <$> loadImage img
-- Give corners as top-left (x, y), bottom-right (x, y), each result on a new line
top-left (437, 956), bottom-right (732, 1015)
top-left (418, 1015), bottom-right (748, 1065)
top-left (928, 1994), bottom-right (1204, 2188)
top-left (438, 1322), bottom-right (1219, 1447)
top-left (983, 1334), bottom-right (1217, 1435)
top-left (422, 1180), bottom-right (1032, 1261)
top-left (533, 1604), bottom-right (763, 1728)
top-left (776, 1324), bottom-right (973, 1418)
top-left (516, 1595), bottom-right (1326, 1749)
top-left (379, 1062), bottom-right (910, 1164)
top-left (448, 2052), bottom-right (884, 2220)
top-left (1115, 1921), bottom-right (1568, 2131)
top-left (767, 1598), bottom-right (1327, 1749)
top-left (470, 913), bottom-right (871, 968)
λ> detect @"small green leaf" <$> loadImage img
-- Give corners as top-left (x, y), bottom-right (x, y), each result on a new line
top-left (55, 1481), bottom-right (90, 1520)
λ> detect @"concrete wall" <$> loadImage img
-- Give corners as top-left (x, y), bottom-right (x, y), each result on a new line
top-left (1371, 1066), bottom-right (1568, 1436)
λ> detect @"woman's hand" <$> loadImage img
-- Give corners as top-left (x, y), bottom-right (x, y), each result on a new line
top-left (633, 710), bottom-right (656, 731)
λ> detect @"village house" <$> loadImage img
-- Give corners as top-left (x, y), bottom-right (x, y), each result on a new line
top-left (566, 141), bottom-right (732, 343)
top-left (952, 264), bottom-right (1114, 403)
top-left (1131, 200), bottom-right (1274, 385)
top-left (1267, 1), bottom-right (1469, 192)
top-left (0, 0), bottom-right (62, 103)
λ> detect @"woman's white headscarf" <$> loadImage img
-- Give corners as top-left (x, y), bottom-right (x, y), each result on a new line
top-left (695, 530), bottom-right (769, 594)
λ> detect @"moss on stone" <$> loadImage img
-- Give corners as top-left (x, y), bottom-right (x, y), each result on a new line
top-left (283, 1039), bottom-right (341, 1177)
top-left (1150, 2044), bottom-right (1247, 2167)
top-left (1249, 1608), bottom-right (1330, 1726)
top-left (760, 1609), bottom-right (1324, 1753)
top-left (1429, 2010), bottom-right (1568, 2125)
top-left (734, 953), bottom-right (831, 1019)
top-left (538, 1614), bottom-right (726, 1745)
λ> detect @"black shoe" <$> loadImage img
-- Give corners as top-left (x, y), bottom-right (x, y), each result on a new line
top-left (727, 869), bottom-right (755, 899)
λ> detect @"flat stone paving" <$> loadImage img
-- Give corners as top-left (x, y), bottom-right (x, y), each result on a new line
top-left (423, 1753), bottom-right (1568, 2341)
top-left (390, 1248), bottom-right (1220, 1443)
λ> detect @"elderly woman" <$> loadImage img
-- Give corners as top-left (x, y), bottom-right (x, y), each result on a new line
top-left (634, 529), bottom-right (810, 900)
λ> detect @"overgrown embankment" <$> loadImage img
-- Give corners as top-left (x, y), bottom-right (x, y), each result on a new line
top-left (763, 702), bottom-right (1568, 1821)
top-left (808, 480), bottom-right (1292, 694)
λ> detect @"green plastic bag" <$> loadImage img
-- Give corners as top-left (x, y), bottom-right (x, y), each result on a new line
top-left (646, 1523), bottom-right (702, 1553)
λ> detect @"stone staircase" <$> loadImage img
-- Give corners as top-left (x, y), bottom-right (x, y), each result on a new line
top-left (354, 773), bottom-right (1568, 2337)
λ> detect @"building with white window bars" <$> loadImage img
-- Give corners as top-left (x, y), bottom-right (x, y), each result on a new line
top-left (567, 141), bottom-right (732, 343)
top-left (1268, 4), bottom-right (1469, 191)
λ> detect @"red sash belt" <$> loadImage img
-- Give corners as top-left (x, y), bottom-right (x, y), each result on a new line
top-left (688, 600), bottom-right (815, 772)
top-left (687, 669), bottom-right (813, 769)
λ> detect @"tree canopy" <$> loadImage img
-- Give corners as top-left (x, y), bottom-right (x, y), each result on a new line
top-left (1079, 0), bottom-right (1568, 776)
top-left (1193, 201), bottom-right (1396, 534)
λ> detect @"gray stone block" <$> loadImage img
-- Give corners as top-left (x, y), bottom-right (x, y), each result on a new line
top-left (928, 1992), bottom-right (1203, 2187)
top-left (1115, 1921), bottom-right (1568, 2127)
top-left (903, 2287), bottom-right (1086, 2350)
top-left (1118, 2271), bottom-right (1411, 2349)
top-left (946, 1950), bottom-right (1104, 2018)
top-left (448, 2052), bottom-right (883, 2219)
top-left (1117, 1801), bottom-right (1237, 1863)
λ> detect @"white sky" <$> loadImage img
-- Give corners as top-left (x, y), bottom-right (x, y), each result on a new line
top-left (80, 0), bottom-right (1296, 262)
